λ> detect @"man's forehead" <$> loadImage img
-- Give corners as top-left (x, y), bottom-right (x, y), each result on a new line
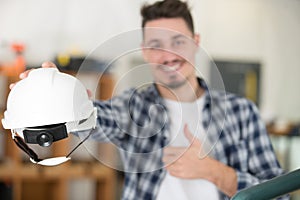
top-left (143, 28), bottom-right (188, 42)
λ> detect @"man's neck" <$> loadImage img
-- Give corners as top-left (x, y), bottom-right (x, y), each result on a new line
top-left (157, 78), bottom-right (204, 102)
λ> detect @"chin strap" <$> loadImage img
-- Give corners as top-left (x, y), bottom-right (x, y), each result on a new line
top-left (11, 126), bottom-right (95, 166)
top-left (11, 130), bottom-right (42, 163)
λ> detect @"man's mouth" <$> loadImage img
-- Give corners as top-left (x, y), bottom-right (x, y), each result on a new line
top-left (160, 60), bottom-right (185, 72)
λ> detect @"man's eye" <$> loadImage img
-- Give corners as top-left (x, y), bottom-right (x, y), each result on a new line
top-left (148, 44), bottom-right (161, 49)
top-left (173, 40), bottom-right (185, 47)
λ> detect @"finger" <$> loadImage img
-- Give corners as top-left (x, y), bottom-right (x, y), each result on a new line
top-left (19, 69), bottom-right (34, 79)
top-left (41, 61), bottom-right (57, 68)
top-left (20, 61), bottom-right (56, 79)
top-left (10, 69), bottom-right (33, 89)
top-left (166, 165), bottom-right (182, 177)
top-left (183, 124), bottom-right (207, 158)
top-left (87, 89), bottom-right (93, 99)
top-left (10, 62), bottom-right (57, 90)
top-left (184, 124), bottom-right (202, 147)
top-left (163, 147), bottom-right (185, 166)
top-left (9, 83), bottom-right (16, 90)
top-left (165, 164), bottom-right (176, 172)
top-left (162, 154), bottom-right (177, 165)
top-left (184, 124), bottom-right (195, 144)
top-left (164, 146), bottom-right (186, 156)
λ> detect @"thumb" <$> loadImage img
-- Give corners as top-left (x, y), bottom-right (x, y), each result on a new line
top-left (41, 61), bottom-right (57, 68)
top-left (184, 124), bottom-right (195, 144)
top-left (184, 124), bottom-right (206, 158)
top-left (87, 89), bottom-right (93, 99)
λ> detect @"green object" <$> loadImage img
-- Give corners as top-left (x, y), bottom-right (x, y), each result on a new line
top-left (231, 168), bottom-right (300, 200)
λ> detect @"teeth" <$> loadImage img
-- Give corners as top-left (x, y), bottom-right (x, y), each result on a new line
top-left (162, 64), bottom-right (180, 72)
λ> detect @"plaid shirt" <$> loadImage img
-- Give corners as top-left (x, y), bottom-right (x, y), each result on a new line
top-left (90, 79), bottom-right (284, 200)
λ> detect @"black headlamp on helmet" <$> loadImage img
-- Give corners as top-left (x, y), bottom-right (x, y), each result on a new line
top-left (23, 123), bottom-right (68, 147)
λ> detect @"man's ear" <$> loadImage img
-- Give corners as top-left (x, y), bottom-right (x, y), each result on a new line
top-left (194, 33), bottom-right (200, 46)
top-left (141, 43), bottom-right (149, 62)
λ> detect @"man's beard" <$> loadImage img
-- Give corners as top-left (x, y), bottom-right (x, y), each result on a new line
top-left (164, 75), bottom-right (187, 89)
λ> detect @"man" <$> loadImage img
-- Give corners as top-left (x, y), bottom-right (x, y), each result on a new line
top-left (15, 0), bottom-right (285, 199)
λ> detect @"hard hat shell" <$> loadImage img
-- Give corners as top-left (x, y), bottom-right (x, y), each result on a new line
top-left (2, 68), bottom-right (95, 131)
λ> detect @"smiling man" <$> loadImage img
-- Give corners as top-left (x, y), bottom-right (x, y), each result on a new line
top-left (139, 1), bottom-right (235, 199)
top-left (125, 0), bottom-right (284, 199)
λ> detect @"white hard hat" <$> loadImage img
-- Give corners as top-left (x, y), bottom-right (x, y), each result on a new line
top-left (1, 68), bottom-right (97, 166)
top-left (2, 68), bottom-right (96, 133)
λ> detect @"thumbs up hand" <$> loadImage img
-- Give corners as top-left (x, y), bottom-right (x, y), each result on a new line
top-left (163, 124), bottom-right (215, 179)
top-left (162, 124), bottom-right (238, 197)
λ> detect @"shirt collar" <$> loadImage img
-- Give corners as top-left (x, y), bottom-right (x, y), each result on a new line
top-left (147, 77), bottom-right (212, 108)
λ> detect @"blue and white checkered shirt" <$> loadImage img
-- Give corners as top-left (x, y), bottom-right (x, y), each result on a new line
top-left (90, 79), bottom-right (284, 200)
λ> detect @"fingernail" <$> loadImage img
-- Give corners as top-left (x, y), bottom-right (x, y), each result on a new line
top-left (9, 83), bottom-right (14, 89)
top-left (19, 73), bottom-right (25, 79)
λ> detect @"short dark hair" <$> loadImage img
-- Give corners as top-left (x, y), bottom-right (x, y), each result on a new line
top-left (141, 0), bottom-right (194, 34)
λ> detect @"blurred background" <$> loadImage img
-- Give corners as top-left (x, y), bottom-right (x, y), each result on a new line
top-left (0, 0), bottom-right (299, 199)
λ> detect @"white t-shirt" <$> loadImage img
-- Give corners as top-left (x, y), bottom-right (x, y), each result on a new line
top-left (157, 96), bottom-right (220, 200)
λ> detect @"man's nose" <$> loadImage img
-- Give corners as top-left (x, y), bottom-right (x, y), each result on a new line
top-left (159, 49), bottom-right (179, 65)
